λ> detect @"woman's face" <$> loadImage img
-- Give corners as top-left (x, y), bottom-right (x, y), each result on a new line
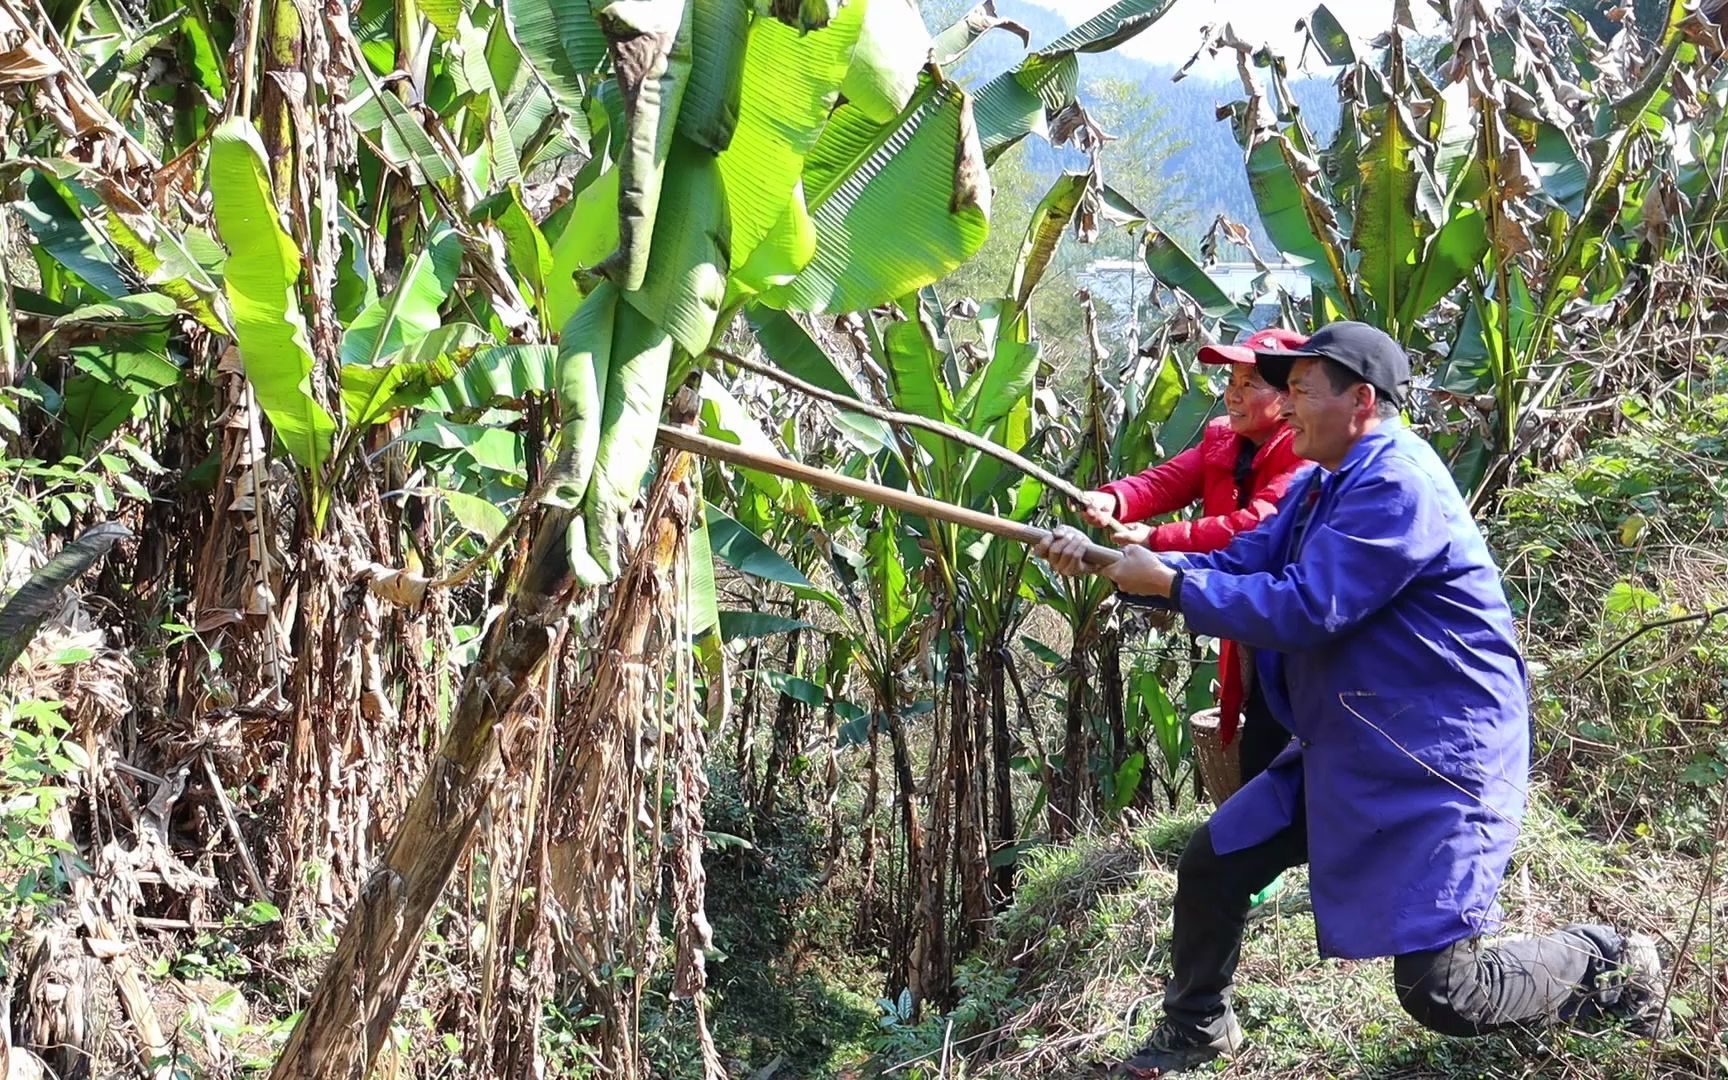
top-left (1223, 363), bottom-right (1286, 441)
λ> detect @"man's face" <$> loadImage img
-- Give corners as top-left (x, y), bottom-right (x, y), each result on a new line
top-left (1283, 358), bottom-right (1367, 467)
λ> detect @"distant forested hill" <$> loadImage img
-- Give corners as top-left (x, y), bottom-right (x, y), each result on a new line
top-left (934, 0), bottom-right (1342, 255)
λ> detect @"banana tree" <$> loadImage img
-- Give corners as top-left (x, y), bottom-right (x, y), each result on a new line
top-left (1193, 1), bottom-right (1710, 498)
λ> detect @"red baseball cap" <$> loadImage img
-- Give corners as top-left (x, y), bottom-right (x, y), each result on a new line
top-left (1198, 326), bottom-right (1308, 366)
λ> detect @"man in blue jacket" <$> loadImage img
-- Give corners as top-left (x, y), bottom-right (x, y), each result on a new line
top-left (1038, 322), bottom-right (1666, 1076)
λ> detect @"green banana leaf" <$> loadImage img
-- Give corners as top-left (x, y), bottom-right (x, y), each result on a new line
top-left (764, 75), bottom-right (990, 314)
top-left (1356, 101), bottom-right (1422, 336)
top-left (208, 118), bottom-right (337, 475)
top-left (1396, 207), bottom-right (1488, 334)
top-left (962, 307), bottom-right (1037, 433)
top-left (1141, 229), bottom-right (1240, 319)
top-left (346, 78), bottom-right (458, 183)
top-left (1240, 131), bottom-right (1349, 308)
top-left (688, 509), bottom-right (720, 636)
top-left (476, 189), bottom-right (553, 311)
top-left (551, 282), bottom-right (618, 511)
top-left (718, 2), bottom-right (865, 276)
top-left (699, 372), bottom-right (786, 498)
top-left (620, 135), bottom-right (731, 355)
top-left (1008, 171), bottom-right (1089, 313)
top-left (583, 297), bottom-right (674, 577)
top-left (840, 0), bottom-right (931, 123)
top-left (341, 223), bottom-right (462, 366)
top-left (679, 0), bottom-right (748, 153)
top-left (19, 173), bottom-right (129, 299)
top-left (502, 0), bottom-right (605, 146)
top-left (705, 500), bottom-right (812, 587)
top-left (730, 181), bottom-right (817, 293)
top-left (596, 0), bottom-right (693, 291)
top-left (546, 167), bottom-right (621, 328)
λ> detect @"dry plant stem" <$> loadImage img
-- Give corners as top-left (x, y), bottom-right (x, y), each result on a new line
top-left (267, 567), bottom-right (576, 1077)
top-left (706, 346), bottom-right (1098, 510)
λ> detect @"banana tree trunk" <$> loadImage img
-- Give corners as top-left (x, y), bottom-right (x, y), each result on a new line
top-left (269, 406), bottom-right (703, 1078)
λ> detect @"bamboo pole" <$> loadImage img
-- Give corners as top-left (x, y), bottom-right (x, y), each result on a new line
top-left (655, 426), bottom-right (1123, 569)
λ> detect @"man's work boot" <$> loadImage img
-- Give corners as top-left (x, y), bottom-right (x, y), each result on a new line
top-left (1109, 1012), bottom-right (1243, 1077)
top-left (1608, 933), bottom-right (1671, 1039)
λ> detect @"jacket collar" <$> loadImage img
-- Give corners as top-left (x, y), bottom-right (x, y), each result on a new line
top-left (1325, 419), bottom-right (1402, 478)
top-left (1251, 423), bottom-right (1295, 468)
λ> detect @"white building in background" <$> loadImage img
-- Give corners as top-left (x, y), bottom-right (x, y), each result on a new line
top-left (1076, 259), bottom-right (1312, 337)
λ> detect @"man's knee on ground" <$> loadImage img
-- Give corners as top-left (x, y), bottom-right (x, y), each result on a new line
top-left (1393, 952), bottom-right (1484, 1038)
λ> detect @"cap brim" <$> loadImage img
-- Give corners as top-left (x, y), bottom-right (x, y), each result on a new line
top-left (1197, 344), bottom-right (1257, 365)
top-left (1251, 348), bottom-right (1327, 390)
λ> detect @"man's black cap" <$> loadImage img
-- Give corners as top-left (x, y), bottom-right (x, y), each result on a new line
top-left (1253, 321), bottom-right (1410, 406)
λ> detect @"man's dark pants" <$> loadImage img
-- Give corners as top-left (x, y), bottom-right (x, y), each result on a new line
top-left (1164, 807), bottom-right (1632, 1041)
top-left (1235, 682), bottom-right (1290, 786)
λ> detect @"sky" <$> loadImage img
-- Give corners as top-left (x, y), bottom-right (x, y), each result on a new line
top-left (1021, 0), bottom-right (1444, 75)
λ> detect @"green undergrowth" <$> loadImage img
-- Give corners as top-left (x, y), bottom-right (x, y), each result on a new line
top-left (871, 794), bottom-right (1722, 1079)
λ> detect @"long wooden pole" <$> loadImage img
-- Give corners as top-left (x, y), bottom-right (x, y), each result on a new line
top-left (656, 425), bottom-right (1123, 569)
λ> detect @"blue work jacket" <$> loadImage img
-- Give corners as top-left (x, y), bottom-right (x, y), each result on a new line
top-left (1152, 422), bottom-right (1530, 960)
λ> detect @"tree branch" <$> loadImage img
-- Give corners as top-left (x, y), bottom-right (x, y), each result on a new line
top-left (1578, 604), bottom-right (1728, 680)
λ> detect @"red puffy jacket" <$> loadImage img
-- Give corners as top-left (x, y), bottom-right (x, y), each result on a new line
top-left (1099, 417), bottom-right (1307, 742)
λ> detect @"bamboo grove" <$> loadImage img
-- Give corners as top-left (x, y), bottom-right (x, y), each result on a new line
top-left (2, 0), bottom-right (1727, 1075)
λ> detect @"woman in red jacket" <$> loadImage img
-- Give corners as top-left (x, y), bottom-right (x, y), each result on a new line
top-left (1081, 327), bottom-right (1310, 785)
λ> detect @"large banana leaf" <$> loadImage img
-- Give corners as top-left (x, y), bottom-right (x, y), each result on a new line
top-left (546, 167), bottom-right (621, 327)
top-left (883, 304), bottom-right (958, 471)
top-left (718, 2), bottom-right (865, 275)
top-left (1355, 101), bottom-right (1422, 335)
top-left (208, 119), bottom-right (337, 475)
top-left (961, 308), bottom-right (1037, 433)
top-left (729, 181), bottom-right (816, 292)
top-left (1396, 207), bottom-right (1488, 334)
top-left (552, 282), bottom-right (618, 509)
top-left (477, 189), bottom-right (553, 311)
top-left (1239, 131), bottom-right (1350, 308)
top-left (425, 340), bottom-right (559, 412)
top-left (341, 223), bottom-right (462, 366)
top-left (678, 0), bottom-right (748, 153)
top-left (1141, 229), bottom-right (1240, 319)
top-left (620, 135), bottom-right (730, 355)
top-left (764, 75), bottom-right (990, 314)
top-left (19, 173), bottom-right (129, 299)
top-left (345, 78), bottom-right (458, 183)
top-left (596, 0), bottom-right (693, 290)
top-left (705, 500), bottom-right (812, 587)
top-left (840, 0), bottom-right (931, 124)
top-left (699, 372), bottom-right (785, 498)
top-left (340, 347), bottom-right (467, 428)
top-left (502, 0), bottom-right (606, 145)
top-left (583, 296), bottom-right (674, 576)
top-left (973, 0), bottom-right (1174, 162)
top-left (1008, 171), bottom-right (1088, 312)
